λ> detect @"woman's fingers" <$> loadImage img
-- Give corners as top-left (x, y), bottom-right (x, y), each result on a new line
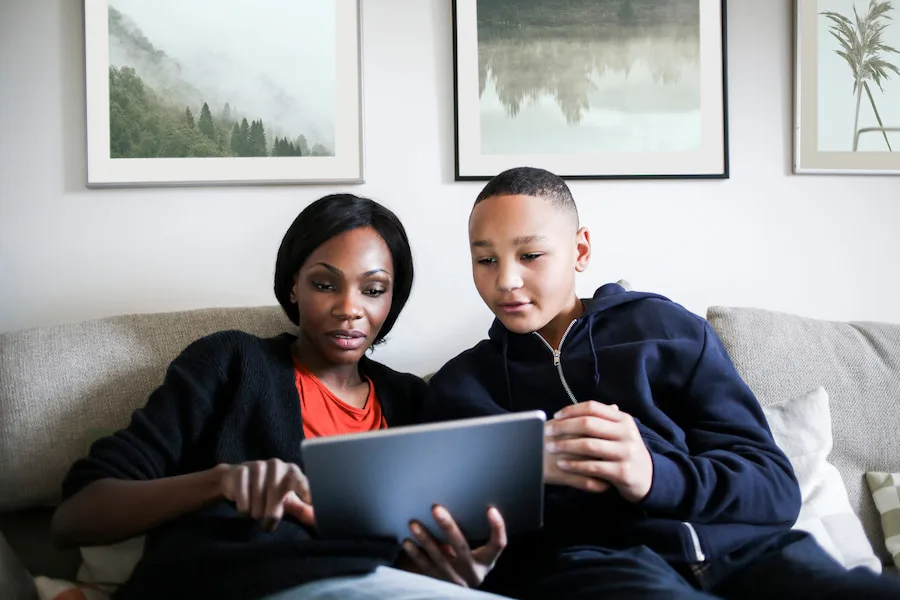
top-left (283, 491), bottom-right (316, 527)
top-left (262, 460), bottom-right (287, 530)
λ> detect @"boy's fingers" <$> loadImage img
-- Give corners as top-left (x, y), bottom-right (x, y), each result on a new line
top-left (554, 401), bottom-right (621, 421)
top-left (548, 437), bottom-right (624, 461)
top-left (403, 540), bottom-right (440, 580)
top-left (432, 506), bottom-right (471, 560)
top-left (473, 506), bottom-right (507, 565)
top-left (556, 469), bottom-right (610, 493)
top-left (547, 415), bottom-right (626, 441)
top-left (409, 521), bottom-right (464, 585)
top-left (557, 459), bottom-right (621, 487)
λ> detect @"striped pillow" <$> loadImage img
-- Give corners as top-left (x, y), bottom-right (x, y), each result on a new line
top-left (865, 472), bottom-right (900, 569)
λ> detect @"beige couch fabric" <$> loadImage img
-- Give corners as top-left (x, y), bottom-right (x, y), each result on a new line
top-left (0, 306), bottom-right (294, 512)
top-left (707, 306), bottom-right (900, 565)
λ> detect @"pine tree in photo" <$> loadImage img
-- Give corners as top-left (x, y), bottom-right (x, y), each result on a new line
top-left (239, 118), bottom-right (250, 156)
top-left (248, 119), bottom-right (267, 156)
top-left (222, 102), bottom-right (232, 123)
top-left (185, 107), bottom-right (195, 129)
top-left (295, 135), bottom-right (309, 156)
top-left (230, 122), bottom-right (242, 155)
top-left (198, 102), bottom-right (215, 140)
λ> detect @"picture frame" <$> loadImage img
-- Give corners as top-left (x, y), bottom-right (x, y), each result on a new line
top-left (83, 0), bottom-right (364, 187)
top-left (451, 0), bottom-right (729, 181)
top-left (795, 0), bottom-right (900, 174)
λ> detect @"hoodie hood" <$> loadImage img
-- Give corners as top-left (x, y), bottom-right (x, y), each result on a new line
top-left (487, 283), bottom-right (669, 404)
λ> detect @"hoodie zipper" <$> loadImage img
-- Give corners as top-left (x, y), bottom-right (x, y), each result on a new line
top-left (535, 320), bottom-right (578, 404)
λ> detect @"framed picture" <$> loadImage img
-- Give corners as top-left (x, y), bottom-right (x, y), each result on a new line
top-left (795, 0), bottom-right (900, 174)
top-left (451, 0), bottom-right (729, 180)
top-left (83, 0), bottom-right (363, 187)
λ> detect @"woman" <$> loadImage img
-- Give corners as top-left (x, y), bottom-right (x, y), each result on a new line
top-left (51, 194), bottom-right (507, 600)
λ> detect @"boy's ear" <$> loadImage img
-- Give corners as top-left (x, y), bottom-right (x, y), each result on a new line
top-left (575, 227), bottom-right (591, 272)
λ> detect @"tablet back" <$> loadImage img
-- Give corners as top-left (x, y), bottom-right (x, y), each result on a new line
top-left (301, 411), bottom-right (546, 544)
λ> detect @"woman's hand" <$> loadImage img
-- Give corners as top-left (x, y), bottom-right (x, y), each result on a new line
top-left (400, 505), bottom-right (507, 588)
top-left (217, 459), bottom-right (316, 530)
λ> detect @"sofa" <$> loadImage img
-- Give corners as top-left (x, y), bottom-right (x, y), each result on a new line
top-left (1, 303), bottom-right (898, 597)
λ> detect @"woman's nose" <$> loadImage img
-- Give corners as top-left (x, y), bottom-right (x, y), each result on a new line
top-left (332, 292), bottom-right (363, 320)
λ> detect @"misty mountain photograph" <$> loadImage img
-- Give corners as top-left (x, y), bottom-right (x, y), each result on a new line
top-left (107, 0), bottom-right (335, 159)
top-left (477, 0), bottom-right (701, 155)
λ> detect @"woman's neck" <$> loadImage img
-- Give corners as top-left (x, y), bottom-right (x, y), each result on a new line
top-left (290, 338), bottom-right (364, 391)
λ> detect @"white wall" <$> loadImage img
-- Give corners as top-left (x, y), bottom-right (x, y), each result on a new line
top-left (1, 0), bottom-right (899, 376)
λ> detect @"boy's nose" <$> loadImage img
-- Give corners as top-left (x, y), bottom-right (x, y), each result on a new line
top-left (496, 265), bottom-right (524, 292)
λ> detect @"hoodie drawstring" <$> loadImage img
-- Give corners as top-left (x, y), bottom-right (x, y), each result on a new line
top-left (502, 335), bottom-right (514, 410)
top-left (587, 314), bottom-right (601, 385)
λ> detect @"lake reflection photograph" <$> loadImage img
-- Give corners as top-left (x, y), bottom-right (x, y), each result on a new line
top-left (453, 0), bottom-right (728, 179)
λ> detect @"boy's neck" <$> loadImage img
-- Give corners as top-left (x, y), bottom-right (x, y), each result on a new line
top-left (537, 295), bottom-right (585, 350)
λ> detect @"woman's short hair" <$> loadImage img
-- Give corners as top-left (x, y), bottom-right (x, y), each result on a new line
top-left (274, 194), bottom-right (414, 345)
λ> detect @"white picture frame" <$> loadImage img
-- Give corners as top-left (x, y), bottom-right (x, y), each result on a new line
top-left (795, 0), bottom-right (900, 174)
top-left (452, 0), bottom-right (729, 180)
top-left (83, 0), bottom-right (364, 187)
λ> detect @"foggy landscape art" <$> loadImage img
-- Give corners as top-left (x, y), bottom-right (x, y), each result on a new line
top-left (453, 0), bottom-right (728, 179)
top-left (84, 0), bottom-right (363, 186)
top-left (795, 0), bottom-right (900, 173)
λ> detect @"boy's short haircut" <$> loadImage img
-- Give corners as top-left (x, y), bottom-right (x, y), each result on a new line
top-left (473, 166), bottom-right (579, 228)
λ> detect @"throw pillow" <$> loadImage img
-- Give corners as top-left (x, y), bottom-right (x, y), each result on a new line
top-left (32, 577), bottom-right (108, 600)
top-left (762, 387), bottom-right (882, 572)
top-left (865, 471), bottom-right (900, 569)
top-left (76, 537), bottom-right (144, 591)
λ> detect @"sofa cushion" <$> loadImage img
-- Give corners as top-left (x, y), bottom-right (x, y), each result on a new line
top-left (762, 387), bottom-right (880, 572)
top-left (865, 471), bottom-right (900, 569)
top-left (0, 531), bottom-right (37, 600)
top-left (0, 509), bottom-right (80, 582)
top-left (0, 306), bottom-right (294, 512)
top-left (707, 306), bottom-right (900, 565)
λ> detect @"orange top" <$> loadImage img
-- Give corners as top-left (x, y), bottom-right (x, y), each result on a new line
top-left (294, 360), bottom-right (387, 439)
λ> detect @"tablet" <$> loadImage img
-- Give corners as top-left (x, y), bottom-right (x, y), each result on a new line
top-left (300, 411), bottom-right (546, 545)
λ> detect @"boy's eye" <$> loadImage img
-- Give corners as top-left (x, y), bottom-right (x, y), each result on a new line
top-left (476, 257), bottom-right (497, 265)
top-left (521, 253), bottom-right (543, 261)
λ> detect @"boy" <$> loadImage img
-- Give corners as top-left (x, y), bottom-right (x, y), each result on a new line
top-left (427, 167), bottom-right (900, 599)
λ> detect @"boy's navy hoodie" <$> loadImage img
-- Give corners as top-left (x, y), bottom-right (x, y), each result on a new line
top-left (427, 283), bottom-right (801, 570)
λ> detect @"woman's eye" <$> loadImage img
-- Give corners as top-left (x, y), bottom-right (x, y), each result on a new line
top-left (312, 282), bottom-right (334, 292)
top-left (363, 288), bottom-right (387, 297)
top-left (477, 257), bottom-right (497, 265)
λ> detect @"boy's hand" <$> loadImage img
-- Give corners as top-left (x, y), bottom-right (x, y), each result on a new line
top-left (217, 459), bottom-right (316, 531)
top-left (400, 505), bottom-right (506, 588)
top-left (545, 401), bottom-right (653, 503)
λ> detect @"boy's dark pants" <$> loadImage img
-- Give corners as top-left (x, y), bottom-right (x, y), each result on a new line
top-left (492, 531), bottom-right (900, 600)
